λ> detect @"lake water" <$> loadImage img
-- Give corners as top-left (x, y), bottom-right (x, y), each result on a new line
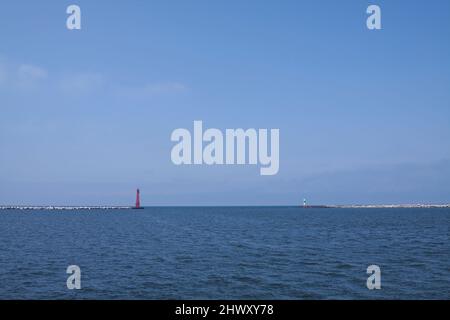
top-left (0, 207), bottom-right (448, 299)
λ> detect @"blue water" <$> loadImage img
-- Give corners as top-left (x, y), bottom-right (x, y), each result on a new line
top-left (0, 207), bottom-right (448, 299)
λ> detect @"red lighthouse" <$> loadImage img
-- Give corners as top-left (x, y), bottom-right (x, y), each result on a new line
top-left (133, 188), bottom-right (144, 209)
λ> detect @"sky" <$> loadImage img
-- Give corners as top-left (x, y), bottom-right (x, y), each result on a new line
top-left (0, 0), bottom-right (449, 206)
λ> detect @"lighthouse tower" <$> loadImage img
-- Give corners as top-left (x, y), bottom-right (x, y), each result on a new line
top-left (133, 188), bottom-right (144, 209)
top-left (136, 189), bottom-right (141, 208)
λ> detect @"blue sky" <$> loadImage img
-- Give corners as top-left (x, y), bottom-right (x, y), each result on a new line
top-left (1, 0), bottom-right (449, 205)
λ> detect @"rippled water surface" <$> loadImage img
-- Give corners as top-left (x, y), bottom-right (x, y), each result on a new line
top-left (0, 207), bottom-right (449, 299)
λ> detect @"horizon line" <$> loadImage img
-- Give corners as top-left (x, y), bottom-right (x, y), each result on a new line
top-left (1, 203), bottom-right (450, 210)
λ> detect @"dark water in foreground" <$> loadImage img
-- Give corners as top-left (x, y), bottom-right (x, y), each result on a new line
top-left (0, 207), bottom-right (449, 299)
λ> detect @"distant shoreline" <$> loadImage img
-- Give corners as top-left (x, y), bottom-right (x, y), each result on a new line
top-left (0, 206), bottom-right (133, 210)
top-left (307, 204), bottom-right (450, 209)
top-left (0, 204), bottom-right (449, 210)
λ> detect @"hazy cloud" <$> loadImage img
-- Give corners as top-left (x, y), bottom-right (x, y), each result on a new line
top-left (0, 56), bottom-right (186, 100)
top-left (0, 60), bottom-right (48, 90)
top-left (0, 55), bottom-right (7, 86)
top-left (0, 64), bottom-right (6, 86)
top-left (18, 64), bottom-right (48, 80)
top-left (293, 159), bottom-right (450, 205)
top-left (118, 81), bottom-right (188, 99)
top-left (142, 82), bottom-right (187, 95)
top-left (59, 73), bottom-right (105, 95)
top-left (16, 64), bottom-right (48, 88)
